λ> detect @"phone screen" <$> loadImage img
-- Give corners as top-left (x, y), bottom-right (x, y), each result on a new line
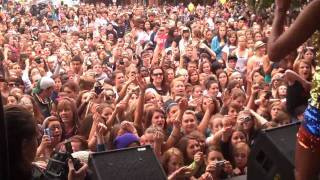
top-left (44, 128), bottom-right (51, 140)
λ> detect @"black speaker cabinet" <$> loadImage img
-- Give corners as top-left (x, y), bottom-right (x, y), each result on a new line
top-left (88, 145), bottom-right (167, 180)
top-left (248, 122), bottom-right (301, 180)
top-left (228, 175), bottom-right (247, 180)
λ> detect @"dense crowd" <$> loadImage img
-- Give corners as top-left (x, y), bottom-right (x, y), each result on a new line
top-left (1, 0), bottom-right (316, 180)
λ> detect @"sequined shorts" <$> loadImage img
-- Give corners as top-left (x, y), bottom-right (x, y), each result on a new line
top-left (303, 105), bottom-right (320, 137)
top-left (297, 125), bottom-right (320, 150)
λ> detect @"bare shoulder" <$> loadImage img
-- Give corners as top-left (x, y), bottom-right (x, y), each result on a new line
top-left (248, 55), bottom-right (257, 64)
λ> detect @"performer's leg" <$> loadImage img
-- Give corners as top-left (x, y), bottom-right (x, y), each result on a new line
top-left (295, 140), bottom-right (320, 180)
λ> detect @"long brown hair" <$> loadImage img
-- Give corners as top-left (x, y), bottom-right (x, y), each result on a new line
top-left (57, 97), bottom-right (80, 138)
top-left (5, 105), bottom-right (37, 180)
top-left (144, 107), bottom-right (166, 130)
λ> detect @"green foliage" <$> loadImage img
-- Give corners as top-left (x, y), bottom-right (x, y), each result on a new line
top-left (243, 0), bottom-right (306, 13)
top-left (312, 31), bottom-right (320, 61)
top-left (245, 0), bottom-right (273, 12)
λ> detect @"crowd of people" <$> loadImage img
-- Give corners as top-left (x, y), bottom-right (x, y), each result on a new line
top-left (1, 0), bottom-right (316, 179)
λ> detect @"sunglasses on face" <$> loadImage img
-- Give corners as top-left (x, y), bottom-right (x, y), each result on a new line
top-left (239, 116), bottom-right (252, 123)
top-left (152, 73), bottom-right (163, 76)
top-left (8, 82), bottom-right (19, 87)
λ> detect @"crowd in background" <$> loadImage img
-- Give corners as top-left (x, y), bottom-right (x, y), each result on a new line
top-left (1, 0), bottom-right (316, 179)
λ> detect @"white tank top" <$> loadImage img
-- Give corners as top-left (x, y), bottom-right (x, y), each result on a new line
top-left (235, 49), bottom-right (249, 74)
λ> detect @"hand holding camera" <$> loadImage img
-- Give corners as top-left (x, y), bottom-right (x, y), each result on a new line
top-left (38, 132), bottom-right (52, 154)
top-left (206, 160), bottom-right (232, 175)
top-left (45, 141), bottom-right (87, 180)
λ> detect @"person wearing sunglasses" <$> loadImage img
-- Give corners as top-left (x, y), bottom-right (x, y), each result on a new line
top-left (147, 66), bottom-right (168, 96)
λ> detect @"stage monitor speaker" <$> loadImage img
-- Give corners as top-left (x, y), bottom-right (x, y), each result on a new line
top-left (88, 145), bottom-right (167, 180)
top-left (228, 175), bottom-right (246, 180)
top-left (247, 122), bottom-right (300, 180)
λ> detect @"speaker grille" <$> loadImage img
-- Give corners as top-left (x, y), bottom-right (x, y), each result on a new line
top-left (264, 122), bottom-right (300, 165)
top-left (89, 146), bottom-right (167, 180)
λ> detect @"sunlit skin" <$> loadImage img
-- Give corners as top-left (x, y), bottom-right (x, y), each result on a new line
top-left (234, 147), bottom-right (249, 170)
top-left (231, 131), bottom-right (246, 146)
top-left (186, 139), bottom-right (201, 161)
top-left (182, 113), bottom-right (197, 134)
top-left (271, 105), bottom-right (282, 120)
top-left (298, 61), bottom-right (311, 80)
top-left (152, 111), bottom-right (165, 129)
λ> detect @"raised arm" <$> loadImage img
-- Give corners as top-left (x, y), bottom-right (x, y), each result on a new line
top-left (106, 101), bottom-right (126, 129)
top-left (200, 42), bottom-right (216, 60)
top-left (116, 79), bottom-right (134, 103)
top-left (163, 98), bottom-right (188, 151)
top-left (249, 109), bottom-right (269, 129)
top-left (198, 99), bottom-right (215, 134)
top-left (133, 76), bottom-right (147, 133)
top-left (268, 0), bottom-right (320, 61)
top-left (285, 69), bottom-right (311, 91)
top-left (151, 41), bottom-right (161, 66)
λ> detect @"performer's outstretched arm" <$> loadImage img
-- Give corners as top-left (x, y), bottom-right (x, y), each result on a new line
top-left (268, 0), bottom-right (320, 61)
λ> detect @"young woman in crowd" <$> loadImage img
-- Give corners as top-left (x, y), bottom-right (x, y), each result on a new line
top-left (148, 66), bottom-right (168, 96)
top-left (285, 59), bottom-right (312, 117)
top-left (57, 97), bottom-right (80, 139)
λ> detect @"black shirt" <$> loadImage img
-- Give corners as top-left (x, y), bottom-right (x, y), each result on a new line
top-left (286, 80), bottom-right (309, 117)
top-left (146, 83), bottom-right (168, 96)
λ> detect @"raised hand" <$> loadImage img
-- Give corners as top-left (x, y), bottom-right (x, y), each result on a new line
top-left (222, 90), bottom-right (231, 106)
top-left (223, 160), bottom-right (233, 175)
top-left (172, 115), bottom-right (182, 128)
top-left (92, 113), bottom-right (102, 124)
top-left (136, 75), bottom-right (147, 91)
top-left (178, 98), bottom-right (188, 112)
top-left (25, 58), bottom-right (30, 67)
top-left (222, 120), bottom-right (233, 142)
top-left (96, 122), bottom-right (108, 136)
top-left (115, 101), bottom-right (127, 112)
top-left (38, 135), bottom-right (51, 152)
top-left (154, 130), bottom-right (164, 144)
top-left (207, 98), bottom-right (215, 113)
top-left (251, 83), bottom-right (261, 96)
top-left (118, 121), bottom-right (137, 136)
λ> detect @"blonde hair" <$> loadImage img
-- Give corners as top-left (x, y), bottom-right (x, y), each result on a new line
top-left (162, 148), bottom-right (184, 174)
